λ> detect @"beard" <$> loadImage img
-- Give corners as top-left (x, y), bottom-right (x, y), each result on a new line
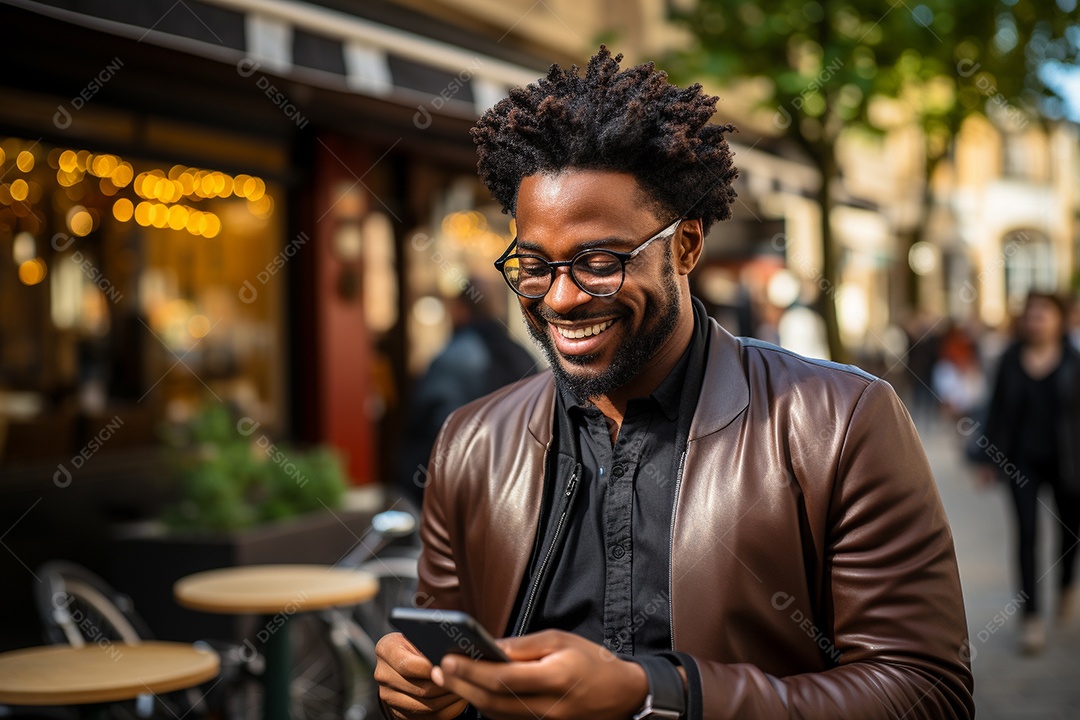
top-left (523, 247), bottom-right (682, 401)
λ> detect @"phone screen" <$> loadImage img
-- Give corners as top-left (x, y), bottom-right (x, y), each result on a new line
top-left (390, 607), bottom-right (510, 664)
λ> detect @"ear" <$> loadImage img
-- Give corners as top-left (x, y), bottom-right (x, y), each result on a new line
top-left (673, 219), bottom-right (704, 276)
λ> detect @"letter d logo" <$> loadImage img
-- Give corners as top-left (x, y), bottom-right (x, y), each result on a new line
top-left (413, 106), bottom-right (432, 129)
top-left (54, 464), bottom-right (72, 488)
top-left (239, 280), bottom-right (258, 304)
top-left (54, 105), bottom-right (72, 129)
top-left (771, 591), bottom-right (795, 610)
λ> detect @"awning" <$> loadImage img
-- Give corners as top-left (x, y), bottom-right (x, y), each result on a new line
top-left (3, 0), bottom-right (545, 122)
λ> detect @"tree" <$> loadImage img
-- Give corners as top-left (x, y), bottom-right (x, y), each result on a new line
top-left (666, 0), bottom-right (1078, 361)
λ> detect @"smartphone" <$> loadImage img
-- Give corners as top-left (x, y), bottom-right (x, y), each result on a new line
top-left (390, 607), bottom-right (510, 664)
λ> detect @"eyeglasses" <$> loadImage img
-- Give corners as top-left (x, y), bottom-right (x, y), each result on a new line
top-left (494, 218), bottom-right (682, 299)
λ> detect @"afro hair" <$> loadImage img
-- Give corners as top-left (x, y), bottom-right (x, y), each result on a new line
top-left (471, 46), bottom-right (738, 233)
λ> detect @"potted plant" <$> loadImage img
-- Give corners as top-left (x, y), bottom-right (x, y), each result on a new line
top-left (110, 404), bottom-right (376, 643)
top-left (160, 404), bottom-right (348, 532)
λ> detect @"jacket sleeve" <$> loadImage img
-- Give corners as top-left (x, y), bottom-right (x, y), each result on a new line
top-left (688, 379), bottom-right (975, 719)
top-left (413, 411), bottom-right (466, 613)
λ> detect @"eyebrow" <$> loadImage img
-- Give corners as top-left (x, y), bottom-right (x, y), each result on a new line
top-left (515, 235), bottom-right (637, 255)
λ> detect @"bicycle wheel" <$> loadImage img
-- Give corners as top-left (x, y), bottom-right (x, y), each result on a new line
top-left (233, 612), bottom-right (369, 720)
top-left (354, 552), bottom-right (420, 641)
top-left (35, 561), bottom-right (148, 647)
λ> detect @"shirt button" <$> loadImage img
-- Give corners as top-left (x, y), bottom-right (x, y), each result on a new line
top-left (612, 464), bottom-right (626, 477)
top-left (609, 637), bottom-right (622, 650)
top-left (611, 545), bottom-right (625, 559)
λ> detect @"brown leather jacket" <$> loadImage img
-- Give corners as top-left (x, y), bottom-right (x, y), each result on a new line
top-left (417, 320), bottom-right (975, 719)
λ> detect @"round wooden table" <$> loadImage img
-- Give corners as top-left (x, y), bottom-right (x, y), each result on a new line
top-left (0, 641), bottom-right (220, 706)
top-left (174, 564), bottom-right (378, 720)
top-left (174, 564), bottom-right (378, 615)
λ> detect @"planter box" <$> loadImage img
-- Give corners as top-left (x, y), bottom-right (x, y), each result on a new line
top-left (110, 507), bottom-right (376, 644)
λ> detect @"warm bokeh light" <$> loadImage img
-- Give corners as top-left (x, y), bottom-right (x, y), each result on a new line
top-left (113, 197), bottom-right (134, 222)
top-left (18, 258), bottom-right (47, 286)
top-left (134, 201), bottom-right (152, 226)
top-left (69, 209), bottom-right (93, 237)
top-left (6, 143), bottom-right (271, 238)
top-left (167, 205), bottom-right (189, 230)
top-left (150, 203), bottom-right (169, 228)
top-left (202, 212), bottom-right (221, 238)
top-left (12, 232), bottom-right (36, 264)
top-left (10, 179), bottom-right (29, 202)
top-left (110, 162), bottom-right (133, 187)
top-left (16, 150), bottom-right (34, 172)
top-left (248, 195), bottom-right (273, 220)
top-left (58, 150), bottom-right (77, 172)
top-left (90, 154), bottom-right (118, 177)
top-left (188, 314), bottom-right (211, 339)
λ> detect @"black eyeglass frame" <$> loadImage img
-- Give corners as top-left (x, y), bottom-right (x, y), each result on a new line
top-left (493, 218), bottom-right (683, 299)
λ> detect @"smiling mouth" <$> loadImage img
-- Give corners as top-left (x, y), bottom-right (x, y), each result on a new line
top-left (552, 319), bottom-right (616, 339)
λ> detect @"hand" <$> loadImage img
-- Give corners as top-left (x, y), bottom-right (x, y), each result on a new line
top-left (431, 629), bottom-right (649, 720)
top-left (375, 632), bottom-right (469, 720)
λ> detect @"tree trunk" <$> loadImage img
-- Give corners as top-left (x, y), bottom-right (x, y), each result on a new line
top-left (816, 147), bottom-right (848, 363)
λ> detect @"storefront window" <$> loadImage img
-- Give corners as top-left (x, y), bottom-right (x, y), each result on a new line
top-left (0, 136), bottom-right (286, 467)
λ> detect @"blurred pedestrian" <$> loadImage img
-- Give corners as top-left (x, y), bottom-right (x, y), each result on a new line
top-left (395, 280), bottom-right (537, 506)
top-left (979, 291), bottom-right (1080, 654)
top-left (932, 320), bottom-right (983, 422)
top-left (903, 310), bottom-right (943, 425)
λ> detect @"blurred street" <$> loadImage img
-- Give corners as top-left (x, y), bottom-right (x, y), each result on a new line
top-left (918, 414), bottom-right (1080, 719)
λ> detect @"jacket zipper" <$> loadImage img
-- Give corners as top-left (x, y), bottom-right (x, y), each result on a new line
top-left (668, 448), bottom-right (688, 650)
top-left (515, 465), bottom-right (580, 636)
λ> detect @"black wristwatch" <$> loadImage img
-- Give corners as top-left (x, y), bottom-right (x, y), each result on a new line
top-left (631, 656), bottom-right (685, 720)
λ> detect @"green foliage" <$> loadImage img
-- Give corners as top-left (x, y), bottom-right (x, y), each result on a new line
top-left (162, 405), bottom-right (348, 532)
top-left (669, 0), bottom-right (1077, 148)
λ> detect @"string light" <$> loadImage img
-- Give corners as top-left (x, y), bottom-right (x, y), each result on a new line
top-left (10, 142), bottom-right (272, 237)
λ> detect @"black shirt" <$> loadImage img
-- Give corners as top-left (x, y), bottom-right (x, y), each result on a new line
top-left (1016, 359), bottom-right (1062, 465)
top-left (512, 298), bottom-right (709, 655)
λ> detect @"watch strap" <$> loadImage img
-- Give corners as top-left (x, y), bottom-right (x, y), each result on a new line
top-left (631, 655), bottom-right (685, 719)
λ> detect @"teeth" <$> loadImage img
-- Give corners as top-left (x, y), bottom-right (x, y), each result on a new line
top-left (555, 319), bottom-right (614, 339)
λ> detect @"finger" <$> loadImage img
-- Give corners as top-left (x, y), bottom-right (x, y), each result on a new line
top-left (440, 655), bottom-right (571, 696)
top-left (377, 633), bottom-right (436, 681)
top-left (379, 685), bottom-right (465, 716)
top-left (435, 672), bottom-right (562, 720)
top-left (497, 629), bottom-right (574, 661)
top-left (374, 657), bottom-right (446, 700)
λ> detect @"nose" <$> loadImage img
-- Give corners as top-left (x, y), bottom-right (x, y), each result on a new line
top-left (544, 266), bottom-right (592, 314)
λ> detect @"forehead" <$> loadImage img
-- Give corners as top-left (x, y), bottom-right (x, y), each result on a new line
top-left (514, 170), bottom-right (659, 253)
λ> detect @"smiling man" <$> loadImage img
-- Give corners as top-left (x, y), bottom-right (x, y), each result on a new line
top-left (375, 47), bottom-right (974, 720)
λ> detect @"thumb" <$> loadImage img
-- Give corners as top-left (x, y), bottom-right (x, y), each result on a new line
top-left (497, 630), bottom-right (573, 661)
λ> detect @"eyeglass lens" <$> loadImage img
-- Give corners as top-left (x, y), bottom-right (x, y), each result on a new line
top-left (504, 251), bottom-right (624, 298)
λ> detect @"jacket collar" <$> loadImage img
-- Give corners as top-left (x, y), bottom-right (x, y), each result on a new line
top-left (688, 318), bottom-right (750, 440)
top-left (524, 312), bottom-right (748, 445)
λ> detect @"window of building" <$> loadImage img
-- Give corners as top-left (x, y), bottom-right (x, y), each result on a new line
top-left (1003, 228), bottom-right (1056, 316)
top-left (0, 135), bottom-right (286, 467)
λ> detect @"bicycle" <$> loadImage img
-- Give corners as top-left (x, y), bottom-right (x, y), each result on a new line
top-left (28, 505), bottom-right (420, 720)
top-left (218, 506), bottom-right (422, 720)
top-left (31, 559), bottom-right (247, 720)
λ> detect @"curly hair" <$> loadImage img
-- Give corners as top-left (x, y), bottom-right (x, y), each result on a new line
top-left (471, 46), bottom-right (738, 233)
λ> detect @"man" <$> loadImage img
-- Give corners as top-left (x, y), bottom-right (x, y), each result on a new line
top-left (376, 47), bottom-right (974, 720)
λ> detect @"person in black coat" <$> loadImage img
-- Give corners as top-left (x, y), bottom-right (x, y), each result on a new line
top-left (980, 291), bottom-right (1080, 654)
top-left (396, 281), bottom-right (537, 507)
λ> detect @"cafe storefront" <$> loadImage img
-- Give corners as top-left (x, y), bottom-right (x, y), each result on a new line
top-left (0, 0), bottom-right (546, 650)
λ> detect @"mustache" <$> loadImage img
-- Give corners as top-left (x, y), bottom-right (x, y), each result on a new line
top-left (529, 303), bottom-right (625, 324)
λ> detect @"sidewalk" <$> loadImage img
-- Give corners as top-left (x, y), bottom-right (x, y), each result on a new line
top-left (916, 415), bottom-right (1080, 719)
